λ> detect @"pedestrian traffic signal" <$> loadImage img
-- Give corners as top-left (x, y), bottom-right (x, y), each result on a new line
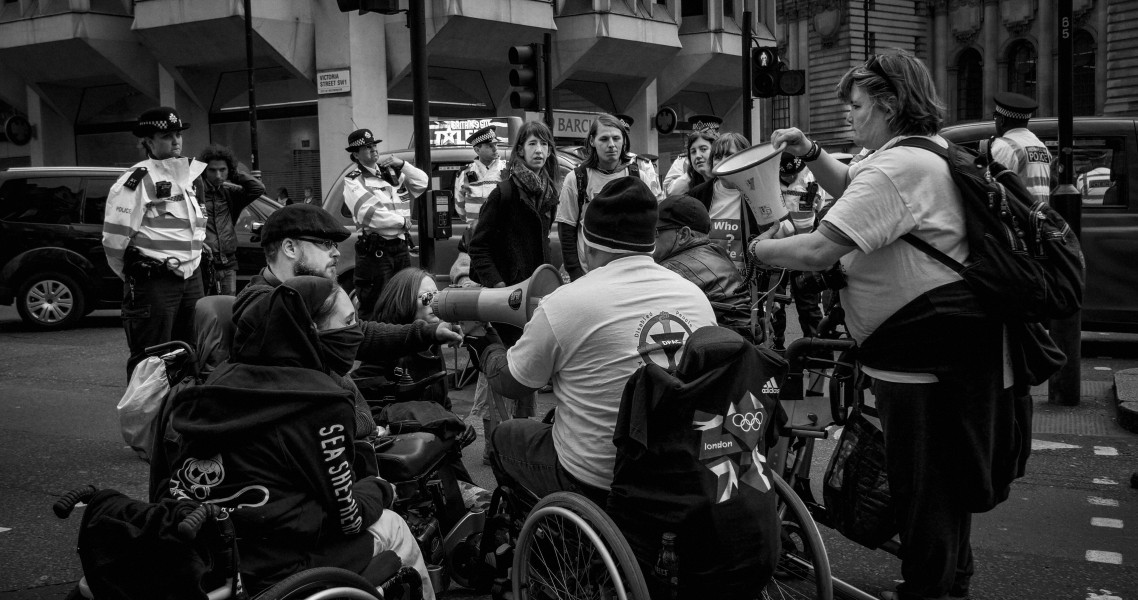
top-left (751, 46), bottom-right (807, 97)
top-left (335, 0), bottom-right (400, 15)
top-left (509, 44), bottom-right (542, 111)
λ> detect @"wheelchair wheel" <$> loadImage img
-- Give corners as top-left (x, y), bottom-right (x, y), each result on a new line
top-left (255, 567), bottom-right (384, 600)
top-left (512, 491), bottom-right (650, 600)
top-left (763, 474), bottom-right (833, 600)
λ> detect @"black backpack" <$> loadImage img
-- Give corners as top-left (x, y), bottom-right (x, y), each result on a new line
top-left (894, 137), bottom-right (1085, 323)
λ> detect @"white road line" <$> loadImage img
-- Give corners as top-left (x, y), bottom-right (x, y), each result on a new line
top-left (1092, 518), bottom-right (1124, 529)
top-left (1085, 550), bottom-right (1123, 565)
top-left (1032, 440), bottom-right (1081, 450)
top-left (1094, 446), bottom-right (1119, 456)
top-left (0, 527), bottom-right (10, 533)
top-left (1093, 478), bottom-right (1119, 485)
top-left (1089, 496), bottom-right (1121, 507)
top-left (1093, 366), bottom-right (1112, 371)
top-left (1086, 589), bottom-right (1123, 600)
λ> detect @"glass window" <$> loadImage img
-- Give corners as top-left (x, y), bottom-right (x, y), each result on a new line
top-left (0, 177), bottom-right (83, 224)
top-left (82, 177), bottom-right (115, 225)
top-left (1073, 29), bottom-right (1096, 116)
top-left (1007, 40), bottom-right (1037, 99)
top-left (956, 49), bottom-right (983, 121)
top-left (1040, 137), bottom-right (1125, 207)
top-left (681, 0), bottom-right (705, 17)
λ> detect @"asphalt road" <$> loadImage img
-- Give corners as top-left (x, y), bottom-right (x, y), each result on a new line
top-left (1, 305), bottom-right (1136, 600)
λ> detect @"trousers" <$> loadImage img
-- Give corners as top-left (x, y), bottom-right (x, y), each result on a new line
top-left (121, 268), bottom-right (203, 380)
top-left (355, 238), bottom-right (410, 320)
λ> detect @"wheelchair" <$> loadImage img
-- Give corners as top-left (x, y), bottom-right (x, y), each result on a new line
top-left (53, 485), bottom-right (423, 600)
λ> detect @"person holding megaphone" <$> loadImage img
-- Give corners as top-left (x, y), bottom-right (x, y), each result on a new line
top-left (466, 121), bottom-right (561, 448)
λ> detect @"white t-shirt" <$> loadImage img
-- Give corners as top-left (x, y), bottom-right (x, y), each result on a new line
top-left (822, 136), bottom-right (968, 380)
top-left (707, 180), bottom-right (746, 270)
top-left (506, 255), bottom-right (718, 489)
top-left (555, 163), bottom-right (665, 273)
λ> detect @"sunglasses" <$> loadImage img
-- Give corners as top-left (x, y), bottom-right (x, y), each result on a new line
top-left (864, 55), bottom-right (898, 95)
top-left (294, 237), bottom-right (338, 251)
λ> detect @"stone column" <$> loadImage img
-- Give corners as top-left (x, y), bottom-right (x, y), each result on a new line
top-left (26, 86), bottom-right (73, 167)
top-left (627, 80), bottom-right (659, 159)
top-left (1037, 3), bottom-right (1054, 115)
top-left (933, 3), bottom-right (949, 101)
top-left (314, 2), bottom-right (355, 193)
top-left (984, 0), bottom-right (1000, 118)
top-left (348, 13), bottom-right (389, 149)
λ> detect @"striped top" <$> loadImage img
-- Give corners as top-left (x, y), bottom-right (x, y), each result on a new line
top-left (342, 162), bottom-right (428, 239)
top-left (991, 128), bottom-right (1053, 206)
top-left (102, 157), bottom-right (208, 280)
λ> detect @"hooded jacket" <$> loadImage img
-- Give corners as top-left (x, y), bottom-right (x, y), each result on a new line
top-left (162, 279), bottom-right (392, 593)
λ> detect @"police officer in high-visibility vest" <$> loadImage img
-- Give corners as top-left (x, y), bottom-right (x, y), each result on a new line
top-left (342, 128), bottom-right (428, 318)
top-left (454, 125), bottom-right (506, 224)
top-left (990, 92), bottom-right (1052, 205)
top-left (102, 107), bottom-right (208, 379)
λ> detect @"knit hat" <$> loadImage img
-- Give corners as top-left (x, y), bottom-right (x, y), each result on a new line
top-left (657, 195), bottom-right (711, 234)
top-left (260, 203), bottom-right (350, 246)
top-left (582, 177), bottom-right (658, 254)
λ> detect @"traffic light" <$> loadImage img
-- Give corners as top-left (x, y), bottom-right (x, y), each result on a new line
top-left (335, 0), bottom-right (400, 14)
top-left (751, 46), bottom-right (807, 97)
top-left (508, 44), bottom-right (542, 111)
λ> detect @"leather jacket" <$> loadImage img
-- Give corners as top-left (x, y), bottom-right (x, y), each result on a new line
top-left (658, 239), bottom-right (753, 340)
top-left (201, 173), bottom-right (264, 267)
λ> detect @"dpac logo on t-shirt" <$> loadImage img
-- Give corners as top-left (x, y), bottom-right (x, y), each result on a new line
top-left (635, 310), bottom-right (696, 370)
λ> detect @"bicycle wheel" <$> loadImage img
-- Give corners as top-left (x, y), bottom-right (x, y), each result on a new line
top-left (255, 567), bottom-right (384, 600)
top-left (512, 491), bottom-right (650, 600)
top-left (763, 474), bottom-right (833, 600)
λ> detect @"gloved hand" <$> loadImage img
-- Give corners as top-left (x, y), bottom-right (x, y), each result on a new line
top-left (464, 325), bottom-right (504, 369)
top-left (457, 422), bottom-right (477, 448)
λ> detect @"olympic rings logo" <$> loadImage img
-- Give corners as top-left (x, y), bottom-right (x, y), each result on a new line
top-left (731, 411), bottom-right (764, 432)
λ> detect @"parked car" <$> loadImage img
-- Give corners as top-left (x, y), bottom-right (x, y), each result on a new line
top-left (940, 117), bottom-right (1138, 332)
top-left (321, 145), bottom-right (582, 287)
top-left (0, 166), bottom-right (279, 329)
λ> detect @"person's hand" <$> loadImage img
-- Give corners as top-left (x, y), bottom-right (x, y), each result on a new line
top-left (771, 128), bottom-right (812, 157)
top-left (461, 184), bottom-right (472, 197)
top-left (457, 422), bottom-right (477, 448)
top-left (465, 325), bottom-right (504, 366)
top-left (222, 181), bottom-right (242, 192)
top-left (380, 155), bottom-right (405, 170)
top-left (435, 321), bottom-right (464, 346)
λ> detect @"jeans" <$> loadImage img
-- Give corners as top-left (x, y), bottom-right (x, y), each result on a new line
top-left (489, 419), bottom-right (608, 507)
top-left (214, 267), bottom-right (237, 296)
top-left (874, 379), bottom-right (974, 599)
top-left (122, 269), bottom-right (203, 380)
top-left (355, 239), bottom-right (411, 320)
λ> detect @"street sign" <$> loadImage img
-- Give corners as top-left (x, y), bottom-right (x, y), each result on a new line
top-left (316, 68), bottom-right (351, 95)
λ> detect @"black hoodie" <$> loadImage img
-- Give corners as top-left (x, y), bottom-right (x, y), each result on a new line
top-left (163, 279), bottom-right (392, 592)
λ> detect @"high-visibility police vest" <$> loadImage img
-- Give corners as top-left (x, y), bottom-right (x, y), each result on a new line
top-left (342, 162), bottom-right (428, 240)
top-left (991, 128), bottom-right (1052, 205)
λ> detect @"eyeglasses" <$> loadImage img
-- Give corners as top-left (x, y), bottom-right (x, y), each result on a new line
top-left (294, 237), bottom-right (338, 251)
top-left (864, 55), bottom-right (898, 96)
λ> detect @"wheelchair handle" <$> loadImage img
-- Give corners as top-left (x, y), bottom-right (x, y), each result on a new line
top-left (144, 340), bottom-right (195, 358)
top-left (177, 503), bottom-right (222, 541)
top-left (783, 337), bottom-right (857, 371)
top-left (53, 485), bottom-right (98, 518)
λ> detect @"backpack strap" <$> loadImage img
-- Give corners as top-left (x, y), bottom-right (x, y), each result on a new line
top-left (628, 162), bottom-right (640, 180)
top-left (575, 165), bottom-right (588, 216)
top-left (891, 137), bottom-right (968, 274)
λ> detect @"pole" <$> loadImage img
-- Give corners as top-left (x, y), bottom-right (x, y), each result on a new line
top-left (1050, 0), bottom-right (1081, 406)
top-left (409, 0), bottom-right (434, 271)
top-left (742, 10), bottom-right (752, 144)
top-left (243, 0), bottom-right (259, 174)
top-left (543, 33), bottom-right (554, 130)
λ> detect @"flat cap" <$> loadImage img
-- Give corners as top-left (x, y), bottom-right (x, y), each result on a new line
top-left (657, 194), bottom-right (711, 234)
top-left (260, 203), bottom-right (350, 246)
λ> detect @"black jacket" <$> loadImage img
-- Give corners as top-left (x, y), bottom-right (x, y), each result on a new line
top-left (658, 239), bottom-right (753, 341)
top-left (200, 173), bottom-right (264, 267)
top-left (469, 175), bottom-right (558, 287)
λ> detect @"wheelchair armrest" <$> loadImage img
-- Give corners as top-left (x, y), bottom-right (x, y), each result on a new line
top-left (361, 550), bottom-right (402, 587)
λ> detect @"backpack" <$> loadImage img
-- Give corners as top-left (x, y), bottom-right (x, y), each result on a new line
top-left (574, 161), bottom-right (640, 216)
top-left (893, 137), bottom-right (1085, 323)
top-left (608, 326), bottom-right (785, 600)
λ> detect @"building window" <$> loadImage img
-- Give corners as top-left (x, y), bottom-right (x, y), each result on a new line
top-left (1074, 29), bottom-right (1096, 115)
top-left (772, 96), bottom-right (790, 131)
top-left (956, 49), bottom-right (983, 122)
top-left (1006, 40), bottom-right (1037, 99)
top-left (681, 0), bottom-right (705, 17)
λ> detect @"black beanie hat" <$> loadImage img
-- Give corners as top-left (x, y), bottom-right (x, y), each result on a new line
top-left (582, 177), bottom-right (657, 254)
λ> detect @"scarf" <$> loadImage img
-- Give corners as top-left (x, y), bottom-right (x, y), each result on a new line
top-left (510, 162), bottom-right (558, 214)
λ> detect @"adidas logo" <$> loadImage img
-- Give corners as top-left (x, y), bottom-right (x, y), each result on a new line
top-left (761, 378), bottom-right (779, 395)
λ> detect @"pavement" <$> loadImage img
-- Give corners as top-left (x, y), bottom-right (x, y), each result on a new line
top-left (1116, 366), bottom-right (1138, 433)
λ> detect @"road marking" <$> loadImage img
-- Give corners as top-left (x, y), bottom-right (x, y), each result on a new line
top-left (0, 527), bottom-right (10, 533)
top-left (1094, 446), bottom-right (1118, 456)
top-left (1086, 588), bottom-right (1122, 600)
top-left (1089, 496), bottom-right (1120, 507)
top-left (1093, 366), bottom-right (1112, 371)
top-left (1085, 550), bottom-right (1123, 565)
top-left (1093, 478), bottom-right (1119, 485)
top-left (1092, 517), bottom-right (1123, 529)
top-left (1032, 439), bottom-right (1081, 450)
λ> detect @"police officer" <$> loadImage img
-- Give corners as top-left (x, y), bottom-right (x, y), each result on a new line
top-left (453, 125), bottom-right (506, 224)
top-left (771, 154), bottom-right (825, 350)
top-left (342, 128), bottom-right (428, 318)
top-left (991, 92), bottom-right (1052, 205)
top-left (102, 106), bottom-right (208, 379)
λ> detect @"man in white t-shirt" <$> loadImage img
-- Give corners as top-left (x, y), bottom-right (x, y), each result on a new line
top-left (470, 178), bottom-right (717, 498)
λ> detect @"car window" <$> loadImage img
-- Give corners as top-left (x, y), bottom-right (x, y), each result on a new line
top-left (0, 177), bottom-right (83, 225)
top-left (236, 198), bottom-right (271, 233)
top-left (1035, 137), bottom-right (1126, 208)
top-left (83, 177), bottom-right (116, 225)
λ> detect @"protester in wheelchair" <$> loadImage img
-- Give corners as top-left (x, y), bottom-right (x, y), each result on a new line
top-left (154, 276), bottom-right (436, 598)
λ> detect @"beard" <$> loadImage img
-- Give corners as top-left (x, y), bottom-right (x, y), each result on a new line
top-left (294, 255), bottom-right (336, 279)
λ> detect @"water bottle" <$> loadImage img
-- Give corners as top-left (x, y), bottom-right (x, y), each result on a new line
top-left (654, 531), bottom-right (679, 599)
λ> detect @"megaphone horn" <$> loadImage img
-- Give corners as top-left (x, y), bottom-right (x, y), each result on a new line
top-left (431, 264), bottom-right (563, 329)
top-left (710, 142), bottom-right (787, 226)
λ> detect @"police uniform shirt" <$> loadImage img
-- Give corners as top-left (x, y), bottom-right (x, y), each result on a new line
top-left (454, 157), bottom-right (506, 221)
top-left (1078, 166), bottom-right (1111, 205)
top-left (102, 157), bottom-right (208, 280)
top-left (991, 128), bottom-right (1052, 205)
top-left (342, 161), bottom-right (428, 240)
top-left (779, 170), bottom-right (827, 237)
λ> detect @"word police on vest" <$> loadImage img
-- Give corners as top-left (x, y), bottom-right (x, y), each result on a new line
top-left (430, 264), bottom-right (562, 329)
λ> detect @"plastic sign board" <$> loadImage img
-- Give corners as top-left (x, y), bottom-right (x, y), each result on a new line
top-left (428, 118), bottom-right (508, 147)
top-left (317, 69), bottom-right (351, 95)
top-left (526, 110), bottom-right (601, 140)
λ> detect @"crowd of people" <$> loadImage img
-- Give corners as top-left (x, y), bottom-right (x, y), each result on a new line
top-left (101, 48), bottom-right (1044, 600)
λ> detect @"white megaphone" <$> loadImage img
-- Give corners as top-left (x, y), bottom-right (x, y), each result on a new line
top-left (431, 264), bottom-right (562, 329)
top-left (711, 142), bottom-right (787, 226)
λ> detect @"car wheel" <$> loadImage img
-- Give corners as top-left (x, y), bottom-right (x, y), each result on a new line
top-left (16, 271), bottom-right (87, 330)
